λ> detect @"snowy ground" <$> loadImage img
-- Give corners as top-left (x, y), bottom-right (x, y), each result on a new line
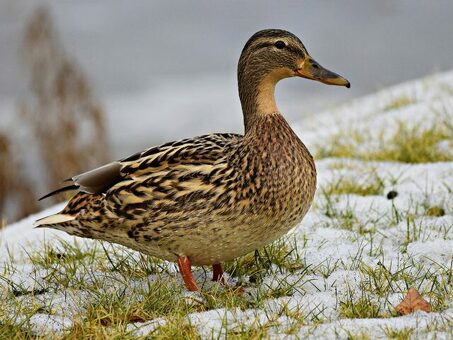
top-left (1, 72), bottom-right (453, 338)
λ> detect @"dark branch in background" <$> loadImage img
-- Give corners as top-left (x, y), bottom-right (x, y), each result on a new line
top-left (0, 134), bottom-right (38, 226)
top-left (0, 6), bottom-right (111, 224)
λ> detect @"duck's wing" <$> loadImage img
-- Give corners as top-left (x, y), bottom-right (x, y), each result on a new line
top-left (39, 133), bottom-right (241, 200)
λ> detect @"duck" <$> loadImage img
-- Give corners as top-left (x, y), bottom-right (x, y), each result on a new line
top-left (35, 29), bottom-right (349, 291)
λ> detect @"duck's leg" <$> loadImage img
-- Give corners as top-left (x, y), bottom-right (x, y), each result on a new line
top-left (212, 263), bottom-right (244, 294)
top-left (212, 263), bottom-right (227, 285)
top-left (177, 256), bottom-right (199, 291)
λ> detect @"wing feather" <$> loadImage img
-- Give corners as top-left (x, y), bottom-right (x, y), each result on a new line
top-left (39, 133), bottom-right (240, 200)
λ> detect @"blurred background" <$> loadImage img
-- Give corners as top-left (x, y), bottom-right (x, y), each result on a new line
top-left (1, 0), bottom-right (453, 223)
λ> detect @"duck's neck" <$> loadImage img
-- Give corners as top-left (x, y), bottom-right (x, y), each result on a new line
top-left (238, 68), bottom-right (287, 133)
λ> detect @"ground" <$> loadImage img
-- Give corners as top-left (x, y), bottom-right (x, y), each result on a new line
top-left (1, 72), bottom-right (453, 339)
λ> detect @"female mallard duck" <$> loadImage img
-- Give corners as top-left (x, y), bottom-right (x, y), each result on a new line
top-left (36, 29), bottom-right (349, 291)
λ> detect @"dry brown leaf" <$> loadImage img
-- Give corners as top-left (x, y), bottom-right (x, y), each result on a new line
top-left (395, 288), bottom-right (432, 315)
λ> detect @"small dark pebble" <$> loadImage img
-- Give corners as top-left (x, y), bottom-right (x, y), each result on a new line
top-left (387, 190), bottom-right (398, 200)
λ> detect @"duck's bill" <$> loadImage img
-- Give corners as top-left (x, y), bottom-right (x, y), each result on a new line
top-left (295, 58), bottom-right (350, 88)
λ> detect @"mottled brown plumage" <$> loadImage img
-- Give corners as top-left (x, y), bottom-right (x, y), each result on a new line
top-left (36, 29), bottom-right (349, 290)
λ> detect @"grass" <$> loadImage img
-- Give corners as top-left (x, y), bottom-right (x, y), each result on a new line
top-left (339, 296), bottom-right (384, 319)
top-left (316, 119), bottom-right (453, 163)
top-left (383, 327), bottom-right (413, 340)
top-left (0, 237), bottom-right (310, 338)
top-left (5, 181), bottom-right (448, 336)
top-left (425, 206), bottom-right (446, 217)
top-left (346, 332), bottom-right (371, 340)
top-left (0, 320), bottom-right (35, 340)
top-left (311, 166), bottom-right (453, 321)
top-left (83, 281), bottom-right (192, 326)
top-left (338, 254), bottom-right (453, 319)
top-left (322, 173), bottom-right (385, 197)
top-left (224, 238), bottom-right (305, 284)
top-left (382, 95), bottom-right (413, 112)
top-left (223, 322), bottom-right (273, 340)
top-left (151, 320), bottom-right (200, 340)
top-left (2, 197), bottom-right (452, 338)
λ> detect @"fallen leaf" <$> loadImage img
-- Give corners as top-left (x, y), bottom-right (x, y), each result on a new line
top-left (395, 288), bottom-right (432, 315)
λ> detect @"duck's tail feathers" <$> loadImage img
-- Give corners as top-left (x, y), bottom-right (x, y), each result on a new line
top-left (38, 184), bottom-right (79, 201)
top-left (34, 213), bottom-right (76, 228)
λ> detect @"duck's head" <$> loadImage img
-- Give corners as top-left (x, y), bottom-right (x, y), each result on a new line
top-left (238, 29), bottom-right (350, 88)
top-left (238, 29), bottom-right (350, 130)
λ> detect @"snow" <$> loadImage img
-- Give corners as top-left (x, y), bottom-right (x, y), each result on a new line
top-left (0, 203), bottom-right (73, 258)
top-left (1, 71), bottom-right (453, 338)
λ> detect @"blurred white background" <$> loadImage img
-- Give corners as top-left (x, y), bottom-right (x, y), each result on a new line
top-left (1, 0), bottom-right (453, 157)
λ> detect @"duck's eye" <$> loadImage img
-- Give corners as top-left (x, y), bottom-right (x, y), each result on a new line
top-left (274, 40), bottom-right (286, 49)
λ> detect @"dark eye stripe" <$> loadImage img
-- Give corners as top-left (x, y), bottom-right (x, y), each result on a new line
top-left (252, 40), bottom-right (304, 56)
top-left (255, 42), bottom-right (274, 50)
